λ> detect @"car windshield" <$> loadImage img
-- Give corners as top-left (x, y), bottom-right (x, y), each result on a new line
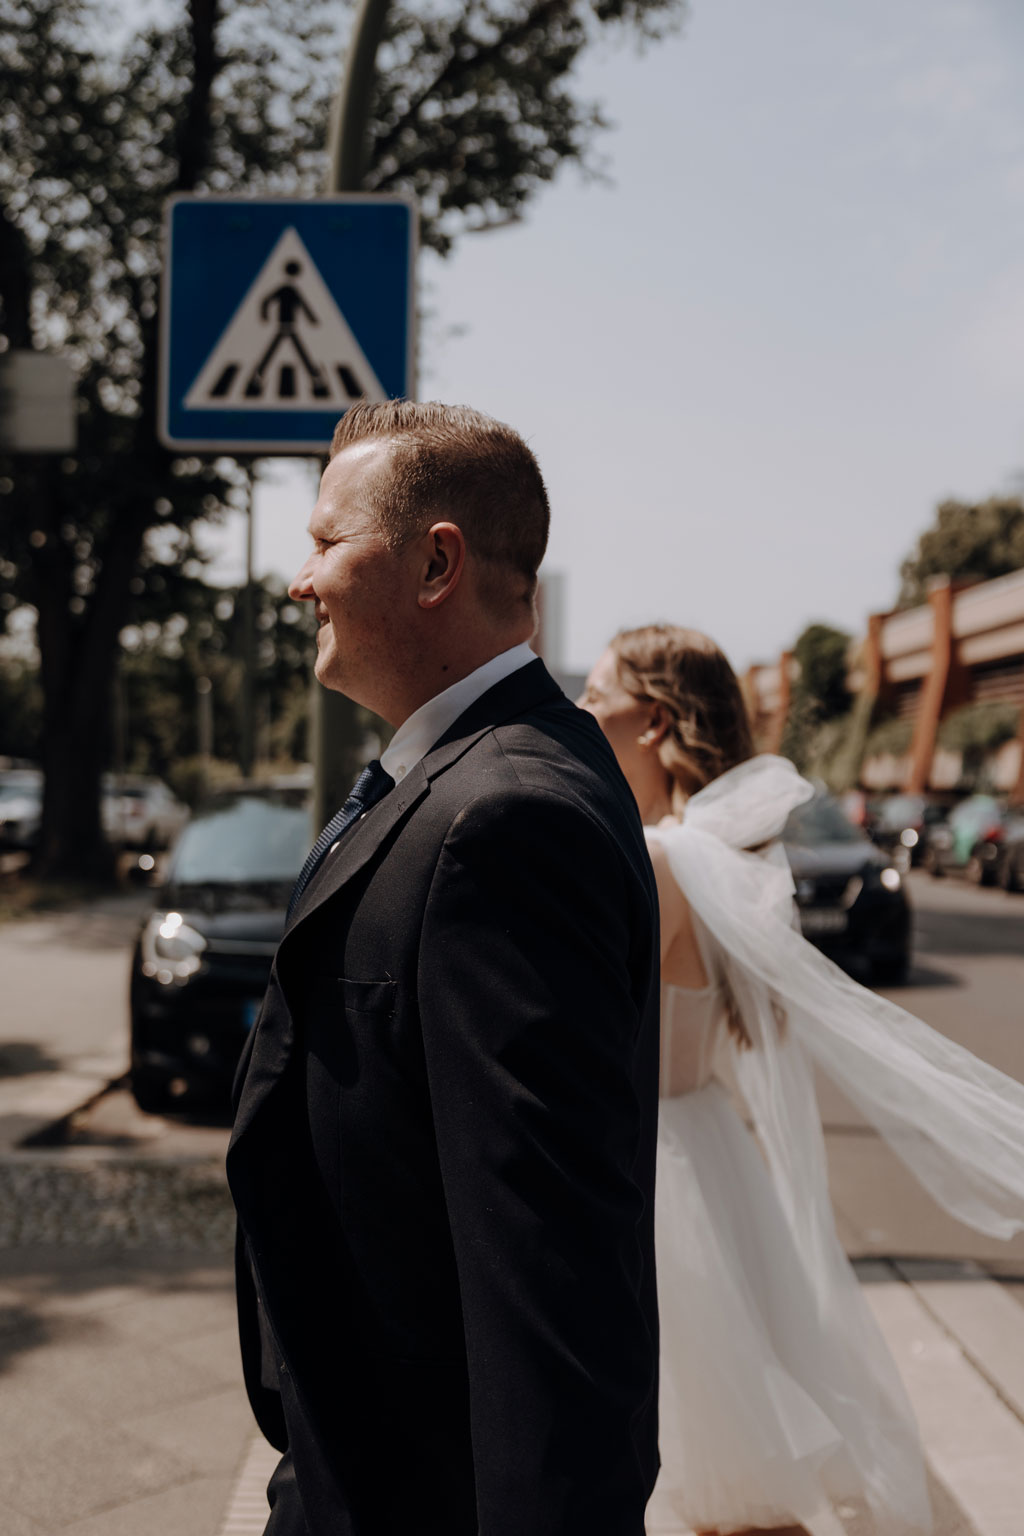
top-left (875, 795), bottom-right (924, 829)
top-left (0, 777), bottom-right (41, 802)
top-left (784, 796), bottom-right (863, 846)
top-left (169, 793), bottom-right (312, 884)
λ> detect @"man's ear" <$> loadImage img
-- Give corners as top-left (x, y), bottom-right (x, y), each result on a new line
top-left (418, 522), bottom-right (466, 609)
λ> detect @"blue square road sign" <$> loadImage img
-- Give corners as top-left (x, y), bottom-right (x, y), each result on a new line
top-left (159, 195), bottom-right (416, 453)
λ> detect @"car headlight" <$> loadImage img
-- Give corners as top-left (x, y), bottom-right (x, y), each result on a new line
top-left (140, 911), bottom-right (207, 985)
top-left (880, 865), bottom-right (902, 892)
top-left (899, 828), bottom-right (918, 848)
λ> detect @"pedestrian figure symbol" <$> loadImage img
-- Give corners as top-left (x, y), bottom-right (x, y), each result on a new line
top-left (184, 228), bottom-right (386, 412)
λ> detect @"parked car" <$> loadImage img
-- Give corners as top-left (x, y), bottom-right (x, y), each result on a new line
top-left (992, 811), bottom-right (1024, 893)
top-left (921, 794), bottom-right (1009, 884)
top-left (102, 775), bottom-right (189, 850)
top-left (783, 792), bottom-right (911, 985)
top-left (129, 782), bottom-right (312, 1111)
top-left (0, 768), bottom-right (43, 850)
top-left (868, 793), bottom-right (948, 873)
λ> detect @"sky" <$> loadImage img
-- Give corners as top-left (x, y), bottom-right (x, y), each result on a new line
top-left (201, 0), bottom-right (1024, 675)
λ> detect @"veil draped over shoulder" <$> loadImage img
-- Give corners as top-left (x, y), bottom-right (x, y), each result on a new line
top-left (647, 754), bottom-right (1024, 1534)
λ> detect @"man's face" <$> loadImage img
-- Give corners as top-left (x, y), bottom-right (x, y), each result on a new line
top-left (289, 440), bottom-right (414, 711)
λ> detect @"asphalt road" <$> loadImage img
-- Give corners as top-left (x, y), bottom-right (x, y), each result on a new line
top-left (819, 869), bottom-right (1024, 1266)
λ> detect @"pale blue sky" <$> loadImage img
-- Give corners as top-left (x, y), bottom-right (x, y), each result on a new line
top-left (208, 0), bottom-right (1024, 674)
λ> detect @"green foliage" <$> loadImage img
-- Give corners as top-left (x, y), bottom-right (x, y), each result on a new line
top-left (936, 700), bottom-right (1020, 755)
top-left (0, 0), bottom-right (687, 875)
top-left (792, 623), bottom-right (851, 719)
top-left (117, 572), bottom-right (317, 776)
top-left (0, 646), bottom-right (41, 759)
top-left (166, 755), bottom-right (264, 809)
top-left (898, 497), bottom-right (1024, 610)
top-left (780, 622), bottom-right (852, 773)
top-left (863, 715), bottom-right (914, 760)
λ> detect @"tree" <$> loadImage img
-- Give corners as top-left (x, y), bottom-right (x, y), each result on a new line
top-left (0, 0), bottom-right (686, 879)
top-left (117, 571), bottom-right (318, 780)
top-left (780, 622), bottom-right (852, 775)
top-left (897, 496), bottom-right (1024, 610)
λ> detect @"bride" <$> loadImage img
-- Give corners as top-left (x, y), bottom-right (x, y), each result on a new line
top-left (579, 623), bottom-right (1024, 1536)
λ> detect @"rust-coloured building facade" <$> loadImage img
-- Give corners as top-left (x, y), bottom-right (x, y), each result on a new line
top-left (745, 569), bottom-right (1024, 801)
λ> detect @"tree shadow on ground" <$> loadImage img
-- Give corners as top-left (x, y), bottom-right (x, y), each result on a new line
top-left (913, 905), bottom-right (1024, 959)
top-left (0, 1041), bottom-right (63, 1078)
top-left (0, 1247), bottom-right (235, 1378)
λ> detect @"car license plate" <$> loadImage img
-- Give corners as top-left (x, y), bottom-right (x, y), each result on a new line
top-left (242, 998), bottom-right (263, 1031)
top-left (801, 908), bottom-right (847, 935)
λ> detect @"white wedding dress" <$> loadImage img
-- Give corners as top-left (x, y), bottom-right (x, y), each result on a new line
top-left (644, 756), bottom-right (1024, 1536)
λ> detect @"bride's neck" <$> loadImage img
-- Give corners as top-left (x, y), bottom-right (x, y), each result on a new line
top-left (637, 785), bottom-right (678, 825)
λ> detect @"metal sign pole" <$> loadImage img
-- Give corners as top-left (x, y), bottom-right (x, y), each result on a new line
top-left (312, 0), bottom-right (395, 830)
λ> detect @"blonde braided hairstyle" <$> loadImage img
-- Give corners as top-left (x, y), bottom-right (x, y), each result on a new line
top-left (610, 624), bottom-right (761, 1047)
top-left (609, 624), bottom-right (755, 810)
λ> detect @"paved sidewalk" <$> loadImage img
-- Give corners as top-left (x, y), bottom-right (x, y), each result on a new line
top-left (0, 1240), bottom-right (252, 1536)
top-left (1, 893), bottom-right (1023, 1533)
top-left (0, 894), bottom-right (145, 1151)
top-left (2, 1181), bottom-right (1023, 1535)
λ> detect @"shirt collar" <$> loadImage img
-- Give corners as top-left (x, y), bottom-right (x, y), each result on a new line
top-left (381, 642), bottom-right (537, 784)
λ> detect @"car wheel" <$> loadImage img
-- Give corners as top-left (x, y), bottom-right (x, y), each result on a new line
top-left (924, 847), bottom-right (944, 878)
top-left (130, 1066), bottom-right (173, 1115)
top-left (1000, 857), bottom-right (1022, 894)
top-left (965, 853), bottom-right (990, 887)
top-left (873, 953), bottom-right (910, 986)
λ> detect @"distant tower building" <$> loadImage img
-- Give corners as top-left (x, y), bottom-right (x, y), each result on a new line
top-left (534, 571), bottom-right (586, 699)
top-left (534, 571), bottom-right (566, 672)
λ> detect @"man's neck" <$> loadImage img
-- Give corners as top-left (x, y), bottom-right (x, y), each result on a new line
top-left (388, 632), bottom-right (534, 728)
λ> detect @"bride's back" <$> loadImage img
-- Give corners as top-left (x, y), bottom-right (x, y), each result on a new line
top-left (660, 981), bottom-right (725, 1098)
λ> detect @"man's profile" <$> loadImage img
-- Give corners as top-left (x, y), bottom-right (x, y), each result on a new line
top-left (227, 400), bottom-right (661, 1536)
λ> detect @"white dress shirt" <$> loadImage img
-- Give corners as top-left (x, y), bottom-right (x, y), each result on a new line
top-left (380, 642), bottom-right (537, 783)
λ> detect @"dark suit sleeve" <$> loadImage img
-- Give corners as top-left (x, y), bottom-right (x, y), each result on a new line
top-left (417, 787), bottom-right (657, 1535)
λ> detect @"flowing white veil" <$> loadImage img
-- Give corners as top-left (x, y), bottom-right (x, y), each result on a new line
top-left (649, 753), bottom-right (1024, 1533)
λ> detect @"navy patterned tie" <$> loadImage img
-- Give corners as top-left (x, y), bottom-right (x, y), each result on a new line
top-left (288, 759), bottom-right (394, 918)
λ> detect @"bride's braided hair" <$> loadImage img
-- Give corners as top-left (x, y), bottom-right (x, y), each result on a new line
top-left (610, 624), bottom-right (755, 807)
top-left (610, 624), bottom-right (761, 1048)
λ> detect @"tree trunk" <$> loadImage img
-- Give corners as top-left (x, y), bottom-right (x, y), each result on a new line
top-left (32, 465), bottom-right (147, 881)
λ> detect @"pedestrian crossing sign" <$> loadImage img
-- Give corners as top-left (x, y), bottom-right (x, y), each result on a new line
top-left (159, 195), bottom-right (416, 452)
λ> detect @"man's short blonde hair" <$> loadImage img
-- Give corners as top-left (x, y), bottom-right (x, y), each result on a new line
top-left (330, 400), bottom-right (550, 614)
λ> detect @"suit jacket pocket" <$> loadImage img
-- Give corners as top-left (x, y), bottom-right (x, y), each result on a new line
top-left (328, 975), bottom-right (397, 1018)
top-left (305, 975), bottom-right (398, 1088)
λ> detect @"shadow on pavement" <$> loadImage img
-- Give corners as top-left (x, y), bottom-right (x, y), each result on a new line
top-left (0, 1041), bottom-right (64, 1078)
top-left (898, 961), bottom-right (962, 989)
top-left (914, 906), bottom-right (1024, 958)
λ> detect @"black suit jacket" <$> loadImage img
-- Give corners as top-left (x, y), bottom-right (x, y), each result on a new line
top-left (227, 659), bottom-right (661, 1536)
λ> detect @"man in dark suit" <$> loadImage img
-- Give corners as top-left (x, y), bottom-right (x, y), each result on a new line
top-left (227, 401), bottom-right (661, 1535)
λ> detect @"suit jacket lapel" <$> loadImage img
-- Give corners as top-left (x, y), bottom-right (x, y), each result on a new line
top-left (231, 659), bottom-right (567, 1147)
top-left (285, 760), bottom-right (430, 930)
top-left (289, 658), bottom-right (563, 925)
top-left (422, 657), bottom-right (562, 776)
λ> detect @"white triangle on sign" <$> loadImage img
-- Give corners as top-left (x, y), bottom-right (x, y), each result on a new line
top-left (184, 227), bottom-right (387, 411)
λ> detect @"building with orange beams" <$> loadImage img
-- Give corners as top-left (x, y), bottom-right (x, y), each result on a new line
top-left (745, 568), bottom-right (1024, 803)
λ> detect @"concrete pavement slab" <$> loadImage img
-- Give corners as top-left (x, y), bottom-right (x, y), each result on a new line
top-left (0, 893), bottom-right (145, 1149)
top-left (898, 1260), bottom-right (1024, 1424)
top-left (219, 1436), bottom-right (280, 1536)
top-left (0, 1244), bottom-right (253, 1535)
top-left (864, 1266), bottom-right (1024, 1536)
top-left (58, 1476), bottom-right (240, 1536)
top-left (825, 1133), bottom-right (1024, 1265)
